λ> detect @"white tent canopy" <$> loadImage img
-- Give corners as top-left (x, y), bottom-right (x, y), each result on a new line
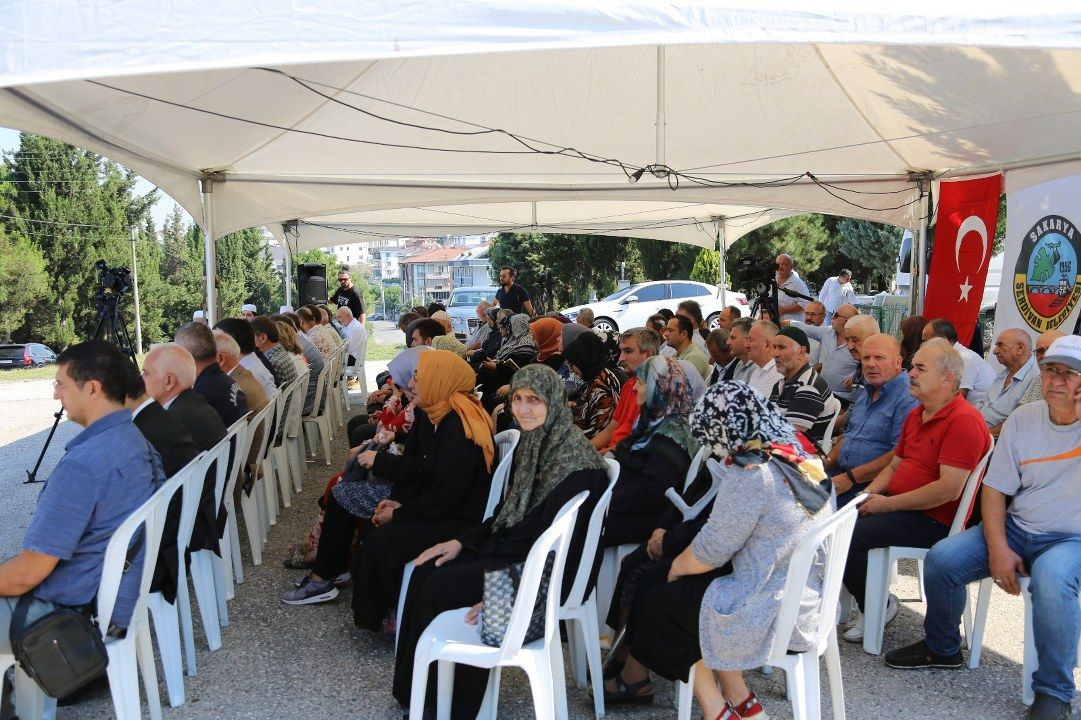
top-left (274, 201), bottom-right (802, 252)
top-left (5, 2), bottom-right (1081, 316)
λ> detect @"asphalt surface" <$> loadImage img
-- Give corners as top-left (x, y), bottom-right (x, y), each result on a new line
top-left (0, 368), bottom-right (1076, 719)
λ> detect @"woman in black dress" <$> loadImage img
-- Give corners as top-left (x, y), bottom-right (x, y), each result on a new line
top-left (392, 363), bottom-right (609, 719)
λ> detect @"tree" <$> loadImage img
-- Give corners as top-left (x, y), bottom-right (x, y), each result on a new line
top-left (0, 228), bottom-right (50, 342)
top-left (835, 218), bottom-right (903, 292)
top-left (381, 283), bottom-right (403, 318)
top-left (689, 249), bottom-right (720, 284)
top-left (727, 215), bottom-right (833, 292)
top-left (634, 238), bottom-right (700, 280)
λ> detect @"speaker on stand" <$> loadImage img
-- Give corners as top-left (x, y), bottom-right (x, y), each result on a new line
top-left (297, 263), bottom-right (328, 305)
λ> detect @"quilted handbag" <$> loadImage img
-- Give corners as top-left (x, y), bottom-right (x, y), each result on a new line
top-left (479, 554), bottom-right (554, 647)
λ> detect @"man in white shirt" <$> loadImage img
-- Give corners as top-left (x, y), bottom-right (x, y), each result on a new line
top-left (746, 319), bottom-right (784, 398)
top-left (977, 328), bottom-right (1039, 437)
top-left (922, 318), bottom-right (995, 404)
top-left (818, 269), bottom-right (855, 321)
top-left (775, 253), bottom-right (812, 324)
top-left (336, 306), bottom-right (367, 390)
top-left (214, 318), bottom-right (277, 398)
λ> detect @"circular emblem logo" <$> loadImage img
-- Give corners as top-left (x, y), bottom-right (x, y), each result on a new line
top-left (1013, 214), bottom-right (1081, 332)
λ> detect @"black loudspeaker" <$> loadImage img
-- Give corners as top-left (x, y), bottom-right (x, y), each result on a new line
top-left (297, 263), bottom-right (328, 305)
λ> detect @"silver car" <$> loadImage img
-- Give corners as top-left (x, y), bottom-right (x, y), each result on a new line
top-left (447, 285), bottom-right (499, 340)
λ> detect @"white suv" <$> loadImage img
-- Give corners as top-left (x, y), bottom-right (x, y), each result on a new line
top-left (562, 281), bottom-right (749, 333)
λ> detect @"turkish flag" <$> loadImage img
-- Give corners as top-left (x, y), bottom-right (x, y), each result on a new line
top-left (924, 174), bottom-right (1002, 346)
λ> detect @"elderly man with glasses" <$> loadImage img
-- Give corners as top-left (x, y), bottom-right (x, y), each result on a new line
top-left (1017, 329), bottom-right (1067, 407)
top-left (886, 334), bottom-right (1081, 720)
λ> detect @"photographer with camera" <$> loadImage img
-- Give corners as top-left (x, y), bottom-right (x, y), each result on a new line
top-left (775, 254), bottom-right (812, 324)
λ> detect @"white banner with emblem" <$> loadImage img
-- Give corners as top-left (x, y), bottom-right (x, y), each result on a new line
top-left (993, 170), bottom-right (1081, 348)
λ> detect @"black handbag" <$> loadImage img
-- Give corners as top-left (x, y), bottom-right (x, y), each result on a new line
top-left (8, 594), bottom-right (109, 698)
top-left (479, 554), bottom-right (554, 647)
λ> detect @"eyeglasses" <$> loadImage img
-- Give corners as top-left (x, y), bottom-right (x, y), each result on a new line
top-left (1034, 347), bottom-right (1048, 356)
top-left (1040, 365), bottom-right (1081, 381)
top-left (338, 277), bottom-right (349, 282)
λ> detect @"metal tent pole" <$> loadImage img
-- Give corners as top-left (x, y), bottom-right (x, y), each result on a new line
top-left (199, 177), bottom-right (219, 325)
top-left (714, 216), bottom-right (727, 307)
top-left (913, 177), bottom-right (932, 315)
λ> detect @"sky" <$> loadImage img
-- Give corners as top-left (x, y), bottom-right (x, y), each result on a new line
top-left (0, 126), bottom-right (192, 229)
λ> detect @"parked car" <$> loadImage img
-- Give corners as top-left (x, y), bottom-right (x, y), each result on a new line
top-left (0, 343), bottom-right (57, 369)
top-left (447, 285), bottom-right (500, 339)
top-left (561, 280), bottom-right (749, 333)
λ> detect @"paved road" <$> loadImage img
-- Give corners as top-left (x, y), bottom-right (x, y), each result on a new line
top-left (369, 320), bottom-right (403, 346)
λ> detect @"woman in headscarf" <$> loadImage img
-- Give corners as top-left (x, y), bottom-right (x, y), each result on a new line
top-left (477, 312), bottom-right (538, 410)
top-left (564, 330), bottom-right (623, 439)
top-left (391, 364), bottom-right (609, 719)
top-left (342, 350), bottom-right (496, 627)
top-left (604, 355), bottom-right (698, 547)
top-left (280, 346), bottom-right (432, 595)
top-left (429, 310), bottom-right (468, 358)
top-left (604, 382), bottom-right (832, 720)
top-left (529, 315), bottom-right (565, 371)
top-left (466, 306), bottom-right (503, 364)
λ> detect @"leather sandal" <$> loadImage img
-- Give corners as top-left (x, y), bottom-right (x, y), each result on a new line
top-left (603, 677), bottom-right (654, 705)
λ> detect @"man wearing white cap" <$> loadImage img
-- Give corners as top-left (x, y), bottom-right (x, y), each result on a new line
top-left (279, 305), bottom-right (294, 314)
top-left (886, 335), bottom-right (1081, 720)
top-left (192, 310), bottom-right (208, 325)
top-left (241, 304), bottom-right (257, 321)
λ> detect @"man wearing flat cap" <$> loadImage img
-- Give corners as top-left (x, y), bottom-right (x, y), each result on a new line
top-left (768, 325), bottom-right (836, 441)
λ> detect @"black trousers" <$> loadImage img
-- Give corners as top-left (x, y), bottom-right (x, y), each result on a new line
top-left (311, 495), bottom-right (359, 580)
top-left (348, 419), bottom-right (377, 448)
top-left (393, 551), bottom-right (528, 719)
top-left (351, 517), bottom-right (474, 632)
top-left (842, 510), bottom-right (949, 610)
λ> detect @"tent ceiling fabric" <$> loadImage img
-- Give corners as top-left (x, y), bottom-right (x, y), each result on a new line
top-left (4, 2), bottom-right (1081, 242)
top-left (277, 202), bottom-right (802, 251)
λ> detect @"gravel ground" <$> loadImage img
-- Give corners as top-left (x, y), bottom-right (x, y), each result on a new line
top-left (1, 366), bottom-right (1076, 719)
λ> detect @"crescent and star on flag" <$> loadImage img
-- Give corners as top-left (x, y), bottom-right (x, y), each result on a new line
top-left (954, 214), bottom-right (989, 303)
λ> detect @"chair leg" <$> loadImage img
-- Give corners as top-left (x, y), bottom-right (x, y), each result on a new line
top-left (785, 654), bottom-right (812, 720)
top-left (676, 662), bottom-right (696, 720)
top-left (824, 631), bottom-right (846, 720)
top-left (227, 507), bottom-right (244, 584)
top-left (435, 659), bottom-right (455, 720)
top-left (212, 553), bottom-right (229, 627)
top-left (548, 632), bottom-right (569, 720)
top-left (967, 578), bottom-right (994, 668)
top-left (135, 621), bottom-right (164, 720)
top-left (239, 490), bottom-right (263, 566)
top-left (275, 448), bottom-right (292, 508)
top-left (14, 666), bottom-right (46, 720)
top-left (522, 653), bottom-right (557, 720)
top-left (915, 558), bottom-right (926, 602)
top-left (105, 642), bottom-right (141, 720)
top-left (1021, 581), bottom-right (1036, 705)
top-left (579, 603), bottom-right (605, 719)
top-left (477, 668), bottom-right (502, 720)
top-left (147, 594), bottom-right (185, 707)
top-left (262, 459), bottom-right (279, 526)
top-left (409, 648), bottom-right (432, 720)
top-left (862, 550), bottom-right (889, 655)
top-left (319, 418), bottom-right (331, 465)
top-left (190, 551), bottom-right (223, 651)
top-left (175, 569), bottom-right (198, 676)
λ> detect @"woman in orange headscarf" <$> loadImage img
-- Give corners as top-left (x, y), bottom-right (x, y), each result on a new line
top-left (348, 350), bottom-right (495, 629)
top-left (530, 316), bottom-right (566, 371)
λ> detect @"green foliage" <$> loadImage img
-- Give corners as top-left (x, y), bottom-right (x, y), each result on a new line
top-left (0, 227), bottom-right (50, 342)
top-left (835, 219), bottom-right (903, 292)
top-left (634, 238), bottom-right (700, 280)
top-left (381, 283), bottom-right (403, 317)
top-left (293, 248), bottom-right (337, 304)
top-left (689, 249), bottom-right (720, 284)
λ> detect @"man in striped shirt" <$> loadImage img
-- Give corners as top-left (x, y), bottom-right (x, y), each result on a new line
top-left (768, 326), bottom-right (835, 442)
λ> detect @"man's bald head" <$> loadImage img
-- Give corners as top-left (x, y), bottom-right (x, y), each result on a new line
top-left (861, 333), bottom-right (904, 388)
top-left (992, 328), bottom-right (1033, 373)
top-left (1035, 329), bottom-right (1066, 362)
top-left (142, 343), bottom-right (196, 405)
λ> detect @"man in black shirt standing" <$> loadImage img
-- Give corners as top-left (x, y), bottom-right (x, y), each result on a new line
top-left (494, 266), bottom-right (534, 316)
top-left (331, 269), bottom-right (366, 325)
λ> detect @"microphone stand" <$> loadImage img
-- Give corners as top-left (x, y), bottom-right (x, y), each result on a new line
top-left (25, 406), bottom-right (64, 484)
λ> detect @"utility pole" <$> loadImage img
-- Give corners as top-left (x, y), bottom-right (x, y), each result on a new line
top-left (130, 226), bottom-right (144, 356)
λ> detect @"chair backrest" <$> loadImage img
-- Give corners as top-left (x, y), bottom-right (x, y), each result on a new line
top-left (286, 370), bottom-right (310, 436)
top-left (262, 386), bottom-right (289, 457)
top-left (666, 456), bottom-right (725, 522)
top-left (683, 445), bottom-right (709, 493)
top-left (561, 459), bottom-right (620, 608)
top-left (948, 437), bottom-right (994, 536)
top-left (96, 473), bottom-right (183, 635)
top-left (819, 395), bottom-right (843, 454)
top-left (306, 359), bottom-right (334, 418)
top-left (209, 420), bottom-right (245, 525)
top-left (174, 450), bottom-right (211, 564)
top-left (495, 491), bottom-right (588, 660)
top-left (483, 429), bottom-right (521, 520)
top-left (769, 494), bottom-right (864, 659)
top-left (245, 392), bottom-right (278, 479)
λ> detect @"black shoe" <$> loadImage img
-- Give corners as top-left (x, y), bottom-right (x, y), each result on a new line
top-left (603, 677), bottom-right (654, 706)
top-left (884, 639), bottom-right (963, 669)
top-left (1028, 692), bottom-right (1072, 720)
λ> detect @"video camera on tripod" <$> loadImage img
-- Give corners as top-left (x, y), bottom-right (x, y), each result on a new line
top-left (730, 254), bottom-right (815, 321)
top-left (92, 259), bottom-right (137, 367)
top-left (94, 259), bottom-right (134, 299)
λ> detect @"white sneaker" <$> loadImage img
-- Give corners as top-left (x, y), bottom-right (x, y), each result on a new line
top-left (842, 594), bottom-right (899, 642)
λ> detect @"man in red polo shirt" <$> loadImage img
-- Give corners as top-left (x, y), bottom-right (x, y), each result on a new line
top-left (592, 327), bottom-right (660, 453)
top-left (841, 338), bottom-right (991, 643)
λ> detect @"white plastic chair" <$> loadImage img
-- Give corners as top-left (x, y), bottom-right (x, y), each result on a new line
top-left (408, 492), bottom-right (589, 720)
top-left (819, 396), bottom-right (843, 454)
top-left (861, 440), bottom-right (994, 655)
top-left (483, 430), bottom-right (521, 519)
top-left (302, 361), bottom-right (335, 465)
top-left (260, 382), bottom-right (292, 510)
top-left (285, 369), bottom-right (311, 493)
top-left (560, 458), bottom-right (620, 720)
top-left (269, 376), bottom-right (304, 500)
top-left (676, 495), bottom-right (866, 720)
top-left (222, 395), bottom-right (272, 586)
top-left (665, 456), bottom-right (726, 523)
top-left (13, 474), bottom-right (183, 720)
top-left (211, 417), bottom-right (248, 605)
top-left (228, 394), bottom-right (276, 566)
top-left (146, 450), bottom-right (209, 705)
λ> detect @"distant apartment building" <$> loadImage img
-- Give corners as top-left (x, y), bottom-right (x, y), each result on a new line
top-left (400, 246), bottom-right (465, 306)
top-left (374, 246), bottom-right (406, 281)
top-left (450, 244), bottom-right (494, 288)
top-left (326, 242), bottom-right (371, 268)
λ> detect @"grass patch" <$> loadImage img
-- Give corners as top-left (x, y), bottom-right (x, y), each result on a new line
top-left (0, 365), bottom-right (58, 382)
top-left (366, 342), bottom-right (406, 361)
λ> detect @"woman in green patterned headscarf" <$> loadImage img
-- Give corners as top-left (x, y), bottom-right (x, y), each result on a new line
top-left (393, 363), bottom-right (610, 718)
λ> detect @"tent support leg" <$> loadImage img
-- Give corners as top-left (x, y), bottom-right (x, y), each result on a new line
top-left (714, 216), bottom-right (727, 307)
top-left (200, 178), bottom-right (219, 325)
top-left (912, 175), bottom-right (932, 316)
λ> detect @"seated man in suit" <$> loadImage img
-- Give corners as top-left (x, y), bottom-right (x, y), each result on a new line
top-left (142, 343), bottom-right (227, 556)
top-left (214, 329), bottom-right (269, 499)
top-left (175, 321), bottom-right (248, 427)
top-left (125, 363), bottom-right (198, 603)
top-left (0, 341), bottom-right (162, 655)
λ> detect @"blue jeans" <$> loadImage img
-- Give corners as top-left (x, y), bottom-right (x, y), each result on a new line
top-left (922, 516), bottom-right (1081, 702)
